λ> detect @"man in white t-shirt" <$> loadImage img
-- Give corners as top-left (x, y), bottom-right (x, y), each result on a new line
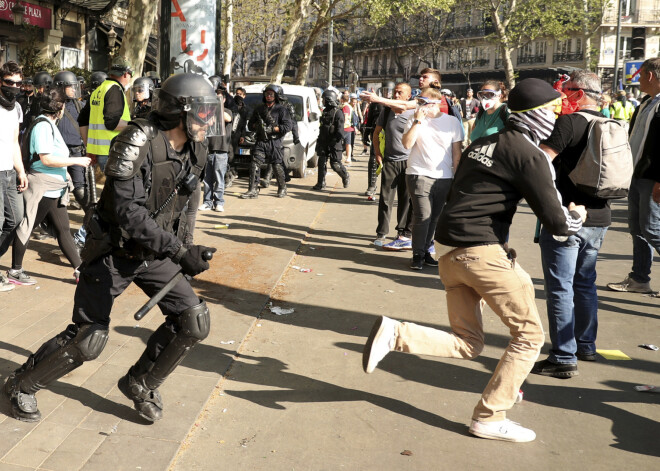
top-left (401, 89), bottom-right (463, 270)
top-left (0, 61), bottom-right (28, 292)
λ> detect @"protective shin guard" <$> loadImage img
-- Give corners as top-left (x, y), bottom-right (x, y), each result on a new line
top-left (331, 161), bottom-right (350, 188)
top-left (240, 162), bottom-right (261, 199)
top-left (5, 324), bottom-right (108, 422)
top-left (143, 301), bottom-right (210, 391)
top-left (273, 164), bottom-right (287, 198)
top-left (260, 165), bottom-right (273, 188)
top-left (366, 153), bottom-right (378, 195)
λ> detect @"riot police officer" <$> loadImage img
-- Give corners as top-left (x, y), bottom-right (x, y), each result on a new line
top-left (313, 89), bottom-right (350, 191)
top-left (26, 71), bottom-right (52, 125)
top-left (89, 71), bottom-right (108, 92)
top-left (17, 77), bottom-right (34, 134)
top-left (240, 84), bottom-right (293, 199)
top-left (3, 73), bottom-right (220, 423)
top-left (131, 76), bottom-right (154, 119)
top-left (53, 70), bottom-right (88, 209)
top-left (259, 84), bottom-right (299, 188)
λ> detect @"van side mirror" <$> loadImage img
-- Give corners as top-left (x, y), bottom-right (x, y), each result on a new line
top-left (309, 111), bottom-right (319, 121)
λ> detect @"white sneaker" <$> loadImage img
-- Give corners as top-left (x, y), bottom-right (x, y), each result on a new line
top-left (198, 203), bottom-right (212, 211)
top-left (213, 204), bottom-right (224, 212)
top-left (607, 276), bottom-right (654, 294)
top-left (362, 316), bottom-right (399, 373)
top-left (0, 274), bottom-right (14, 292)
top-left (469, 419), bottom-right (536, 442)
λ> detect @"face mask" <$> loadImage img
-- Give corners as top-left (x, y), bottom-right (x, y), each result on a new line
top-left (1, 86), bottom-right (20, 101)
top-left (480, 98), bottom-right (498, 111)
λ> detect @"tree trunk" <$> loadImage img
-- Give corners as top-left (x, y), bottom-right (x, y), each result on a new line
top-left (294, 20), bottom-right (328, 85)
top-left (222, 0), bottom-right (234, 76)
top-left (270, 0), bottom-right (311, 84)
top-left (488, 3), bottom-right (516, 88)
top-left (117, 0), bottom-right (159, 79)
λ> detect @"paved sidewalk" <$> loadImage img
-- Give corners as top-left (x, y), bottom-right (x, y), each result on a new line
top-left (0, 161), bottom-right (658, 470)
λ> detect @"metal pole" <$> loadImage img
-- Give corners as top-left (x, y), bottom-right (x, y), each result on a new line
top-left (613, 0), bottom-right (623, 92)
top-left (328, 20), bottom-right (333, 87)
top-left (159, 0), bottom-right (172, 79)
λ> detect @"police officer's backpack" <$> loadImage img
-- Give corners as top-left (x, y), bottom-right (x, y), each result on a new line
top-left (568, 112), bottom-right (633, 199)
top-left (21, 117), bottom-right (54, 172)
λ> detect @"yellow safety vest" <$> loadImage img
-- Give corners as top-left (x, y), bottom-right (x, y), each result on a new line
top-left (87, 80), bottom-right (131, 155)
top-left (610, 101), bottom-right (634, 122)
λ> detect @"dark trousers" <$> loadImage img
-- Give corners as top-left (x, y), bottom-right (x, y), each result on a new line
top-left (376, 160), bottom-right (412, 238)
top-left (12, 197), bottom-right (81, 270)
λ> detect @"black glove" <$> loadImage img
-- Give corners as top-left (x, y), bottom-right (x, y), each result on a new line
top-left (178, 245), bottom-right (216, 277)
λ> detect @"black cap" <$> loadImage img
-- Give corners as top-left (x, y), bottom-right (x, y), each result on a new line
top-left (508, 78), bottom-right (561, 112)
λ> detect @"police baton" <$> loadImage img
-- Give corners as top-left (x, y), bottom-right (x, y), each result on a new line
top-left (134, 250), bottom-right (214, 321)
top-left (87, 165), bottom-right (97, 204)
top-left (534, 219), bottom-right (541, 244)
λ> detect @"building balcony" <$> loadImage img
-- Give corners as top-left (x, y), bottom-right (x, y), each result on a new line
top-left (446, 25), bottom-right (495, 39)
top-left (517, 54), bottom-right (547, 65)
top-left (446, 58), bottom-right (490, 70)
top-left (553, 52), bottom-right (584, 63)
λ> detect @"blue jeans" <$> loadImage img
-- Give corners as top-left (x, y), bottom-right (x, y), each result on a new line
top-left (203, 152), bottom-right (228, 206)
top-left (96, 155), bottom-right (109, 173)
top-left (540, 225), bottom-right (608, 364)
top-left (0, 169), bottom-right (24, 258)
top-left (627, 177), bottom-right (660, 283)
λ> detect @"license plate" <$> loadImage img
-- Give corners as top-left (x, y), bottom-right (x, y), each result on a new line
top-left (239, 148), bottom-right (251, 155)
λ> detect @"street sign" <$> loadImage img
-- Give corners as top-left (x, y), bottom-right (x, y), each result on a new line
top-left (624, 60), bottom-right (644, 85)
top-left (168, 0), bottom-right (216, 77)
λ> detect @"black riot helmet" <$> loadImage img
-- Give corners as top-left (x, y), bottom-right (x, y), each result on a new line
top-left (131, 76), bottom-right (155, 102)
top-left (153, 73), bottom-right (223, 141)
top-left (322, 89), bottom-right (339, 108)
top-left (77, 76), bottom-right (85, 84)
top-left (53, 70), bottom-right (81, 99)
top-left (33, 71), bottom-right (53, 91)
top-left (263, 83), bottom-right (282, 103)
top-left (90, 71), bottom-right (107, 90)
top-left (208, 75), bottom-right (222, 92)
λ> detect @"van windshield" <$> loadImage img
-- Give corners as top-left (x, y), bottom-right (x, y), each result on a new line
top-left (244, 93), bottom-right (303, 121)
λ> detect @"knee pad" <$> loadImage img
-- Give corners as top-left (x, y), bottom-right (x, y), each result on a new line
top-left (17, 324), bottom-right (108, 394)
top-left (178, 300), bottom-right (211, 342)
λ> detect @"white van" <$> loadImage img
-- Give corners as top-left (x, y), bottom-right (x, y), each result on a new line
top-left (234, 84), bottom-right (321, 177)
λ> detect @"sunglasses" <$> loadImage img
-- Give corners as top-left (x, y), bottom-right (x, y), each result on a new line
top-left (415, 97), bottom-right (443, 106)
top-left (477, 90), bottom-right (500, 100)
top-left (3, 79), bottom-right (22, 87)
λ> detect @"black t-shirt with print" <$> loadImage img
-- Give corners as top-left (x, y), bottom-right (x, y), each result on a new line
top-left (542, 110), bottom-right (611, 227)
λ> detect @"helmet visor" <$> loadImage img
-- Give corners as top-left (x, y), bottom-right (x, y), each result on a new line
top-left (131, 84), bottom-right (151, 102)
top-left (61, 82), bottom-right (81, 99)
top-left (185, 97), bottom-right (224, 141)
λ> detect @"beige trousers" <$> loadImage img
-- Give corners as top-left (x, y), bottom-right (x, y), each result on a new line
top-left (394, 244), bottom-right (544, 422)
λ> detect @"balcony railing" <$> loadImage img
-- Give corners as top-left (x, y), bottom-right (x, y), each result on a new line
top-left (517, 54), bottom-right (547, 65)
top-left (446, 58), bottom-right (490, 70)
top-left (446, 25), bottom-right (495, 39)
top-left (553, 52), bottom-right (584, 63)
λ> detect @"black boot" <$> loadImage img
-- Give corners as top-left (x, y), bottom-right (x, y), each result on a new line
top-left (72, 187), bottom-right (87, 211)
top-left (3, 374), bottom-right (41, 422)
top-left (312, 179), bottom-right (326, 191)
top-left (240, 162), bottom-right (260, 199)
top-left (118, 370), bottom-right (163, 422)
top-left (273, 163), bottom-right (287, 198)
top-left (260, 164), bottom-right (273, 188)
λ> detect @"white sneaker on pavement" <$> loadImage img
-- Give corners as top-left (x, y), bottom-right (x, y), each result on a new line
top-left (607, 276), bottom-right (654, 294)
top-left (362, 316), bottom-right (399, 373)
top-left (0, 273), bottom-right (14, 292)
top-left (198, 202), bottom-right (213, 211)
top-left (213, 204), bottom-right (224, 212)
top-left (469, 419), bottom-right (536, 442)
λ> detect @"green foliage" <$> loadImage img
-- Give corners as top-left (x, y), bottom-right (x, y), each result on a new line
top-left (17, 25), bottom-right (59, 78)
top-left (366, 0), bottom-right (456, 26)
top-left (66, 67), bottom-right (92, 82)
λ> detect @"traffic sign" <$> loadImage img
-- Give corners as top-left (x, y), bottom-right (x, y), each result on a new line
top-left (624, 61), bottom-right (644, 85)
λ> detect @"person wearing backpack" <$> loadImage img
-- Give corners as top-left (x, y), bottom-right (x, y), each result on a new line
top-left (0, 61), bottom-right (28, 292)
top-left (607, 58), bottom-right (660, 294)
top-left (532, 70), bottom-right (613, 378)
top-left (8, 89), bottom-right (91, 286)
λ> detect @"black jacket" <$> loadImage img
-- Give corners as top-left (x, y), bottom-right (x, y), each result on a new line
top-left (630, 94), bottom-right (660, 182)
top-left (316, 106), bottom-right (344, 153)
top-left (248, 102), bottom-right (293, 142)
top-left (436, 122), bottom-right (583, 247)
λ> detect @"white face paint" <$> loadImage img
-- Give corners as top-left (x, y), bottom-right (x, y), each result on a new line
top-left (480, 98), bottom-right (498, 110)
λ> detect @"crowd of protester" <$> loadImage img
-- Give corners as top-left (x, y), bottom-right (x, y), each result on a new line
top-left (0, 55), bottom-right (656, 443)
